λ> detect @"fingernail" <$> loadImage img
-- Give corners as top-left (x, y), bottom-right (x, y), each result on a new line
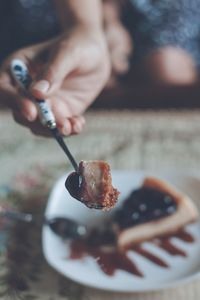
top-left (74, 122), bottom-right (82, 133)
top-left (80, 117), bottom-right (86, 125)
top-left (32, 80), bottom-right (50, 94)
top-left (61, 123), bottom-right (71, 136)
top-left (26, 114), bottom-right (35, 122)
top-left (22, 107), bottom-right (36, 122)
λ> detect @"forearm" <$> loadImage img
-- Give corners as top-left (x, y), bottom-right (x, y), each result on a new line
top-left (54, 0), bottom-right (103, 30)
top-left (103, 0), bottom-right (121, 23)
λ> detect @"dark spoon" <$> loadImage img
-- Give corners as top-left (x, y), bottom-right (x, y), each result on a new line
top-left (65, 172), bottom-right (82, 200)
top-left (45, 217), bottom-right (87, 239)
top-left (65, 172), bottom-right (105, 209)
top-left (0, 208), bottom-right (87, 239)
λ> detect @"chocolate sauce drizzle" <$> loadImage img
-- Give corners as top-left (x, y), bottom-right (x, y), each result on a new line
top-left (154, 237), bottom-right (187, 257)
top-left (69, 229), bottom-right (194, 277)
top-left (132, 245), bottom-right (169, 268)
top-left (70, 239), bottom-right (143, 277)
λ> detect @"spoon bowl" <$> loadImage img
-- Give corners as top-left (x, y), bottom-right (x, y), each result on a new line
top-left (65, 172), bottom-right (104, 209)
top-left (0, 207), bottom-right (87, 239)
top-left (45, 217), bottom-right (87, 239)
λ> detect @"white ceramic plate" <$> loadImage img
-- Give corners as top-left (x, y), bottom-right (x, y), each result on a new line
top-left (42, 170), bottom-right (200, 292)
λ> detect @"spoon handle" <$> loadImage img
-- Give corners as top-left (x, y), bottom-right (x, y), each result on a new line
top-left (10, 59), bottom-right (56, 129)
top-left (0, 209), bottom-right (87, 239)
top-left (10, 59), bottom-right (79, 172)
top-left (0, 210), bottom-right (33, 222)
top-left (51, 128), bottom-right (79, 172)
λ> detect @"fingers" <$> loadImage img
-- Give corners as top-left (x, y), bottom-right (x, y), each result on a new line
top-left (110, 38), bottom-right (132, 75)
top-left (0, 70), bottom-right (38, 121)
top-left (69, 116), bottom-right (86, 134)
top-left (13, 108), bottom-right (85, 137)
top-left (111, 48), bottom-right (131, 75)
top-left (19, 98), bottom-right (38, 121)
top-left (1, 42), bottom-right (86, 137)
top-left (0, 40), bottom-right (52, 113)
top-left (0, 72), bottom-right (18, 109)
top-left (105, 23), bottom-right (133, 76)
top-left (57, 115), bottom-right (86, 136)
top-left (12, 111), bottom-right (51, 137)
top-left (0, 51), bottom-right (39, 120)
top-left (1, 61), bottom-right (86, 137)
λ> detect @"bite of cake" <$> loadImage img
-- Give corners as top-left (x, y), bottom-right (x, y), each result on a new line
top-left (65, 160), bottom-right (120, 210)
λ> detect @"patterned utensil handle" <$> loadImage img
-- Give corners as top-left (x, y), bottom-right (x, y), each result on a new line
top-left (10, 59), bottom-right (56, 129)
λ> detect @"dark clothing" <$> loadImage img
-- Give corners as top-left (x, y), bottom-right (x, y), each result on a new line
top-left (1, 0), bottom-right (200, 69)
top-left (0, 0), bottom-right (60, 63)
top-left (124, 0), bottom-right (200, 68)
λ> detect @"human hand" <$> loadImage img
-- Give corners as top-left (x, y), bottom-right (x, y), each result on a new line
top-left (0, 25), bottom-right (110, 136)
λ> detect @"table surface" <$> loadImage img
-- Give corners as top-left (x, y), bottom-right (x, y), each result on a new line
top-left (1, 109), bottom-right (200, 300)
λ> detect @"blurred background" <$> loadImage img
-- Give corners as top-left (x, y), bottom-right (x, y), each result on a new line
top-left (1, 0), bottom-right (200, 109)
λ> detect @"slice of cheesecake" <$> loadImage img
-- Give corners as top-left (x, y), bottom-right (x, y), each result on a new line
top-left (66, 160), bottom-right (120, 210)
top-left (114, 177), bottom-right (198, 249)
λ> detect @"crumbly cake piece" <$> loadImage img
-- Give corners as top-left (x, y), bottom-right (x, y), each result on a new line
top-left (78, 161), bottom-right (119, 210)
top-left (66, 160), bottom-right (120, 210)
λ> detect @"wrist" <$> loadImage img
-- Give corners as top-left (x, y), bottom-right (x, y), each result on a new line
top-left (103, 1), bottom-right (121, 25)
top-left (61, 22), bottom-right (105, 41)
top-left (55, 0), bottom-right (103, 32)
top-left (72, 19), bottom-right (103, 32)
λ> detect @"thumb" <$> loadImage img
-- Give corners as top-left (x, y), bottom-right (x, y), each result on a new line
top-left (30, 46), bottom-right (78, 99)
